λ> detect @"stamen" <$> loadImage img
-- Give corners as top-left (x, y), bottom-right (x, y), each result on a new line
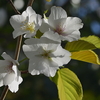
top-left (41, 51), bottom-right (50, 58)
top-left (55, 26), bottom-right (63, 35)
top-left (21, 21), bottom-right (35, 33)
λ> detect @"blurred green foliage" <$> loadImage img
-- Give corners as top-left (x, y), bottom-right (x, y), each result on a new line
top-left (0, 0), bottom-right (100, 100)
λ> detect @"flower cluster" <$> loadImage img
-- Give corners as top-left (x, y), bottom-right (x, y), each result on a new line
top-left (0, 6), bottom-right (83, 92)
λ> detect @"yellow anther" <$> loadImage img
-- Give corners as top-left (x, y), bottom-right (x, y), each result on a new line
top-left (21, 21), bottom-right (35, 33)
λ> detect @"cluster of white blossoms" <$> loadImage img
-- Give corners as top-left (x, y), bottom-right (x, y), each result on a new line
top-left (0, 6), bottom-right (83, 92)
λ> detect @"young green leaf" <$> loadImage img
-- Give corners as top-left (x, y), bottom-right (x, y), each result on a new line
top-left (65, 40), bottom-right (96, 52)
top-left (71, 50), bottom-right (100, 65)
top-left (65, 35), bottom-right (100, 52)
top-left (51, 68), bottom-right (83, 100)
top-left (80, 35), bottom-right (100, 48)
top-left (35, 30), bottom-right (43, 38)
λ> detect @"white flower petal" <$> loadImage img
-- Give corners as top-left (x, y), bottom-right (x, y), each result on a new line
top-left (24, 31), bottom-right (36, 38)
top-left (23, 45), bottom-right (34, 59)
top-left (52, 55), bottom-right (71, 66)
top-left (27, 13), bottom-right (42, 26)
top-left (8, 66), bottom-right (23, 92)
top-left (29, 58), bottom-right (58, 77)
top-left (23, 44), bottom-right (38, 52)
top-left (26, 6), bottom-right (36, 15)
top-left (49, 6), bottom-right (67, 21)
top-left (0, 60), bottom-right (11, 73)
top-left (52, 45), bottom-right (71, 56)
top-left (22, 6), bottom-right (36, 17)
top-left (35, 14), bottom-right (42, 27)
top-left (63, 17), bottom-right (83, 34)
top-left (39, 22), bottom-right (53, 33)
top-left (42, 31), bottom-right (61, 43)
top-left (23, 45), bottom-right (44, 59)
top-left (61, 31), bottom-right (81, 42)
top-left (51, 45), bottom-right (71, 66)
top-left (3, 72), bottom-right (15, 85)
top-left (24, 37), bottom-right (59, 47)
top-left (8, 80), bottom-right (19, 93)
top-left (15, 75), bottom-right (23, 84)
top-left (0, 74), bottom-right (5, 87)
top-left (48, 17), bottom-right (66, 30)
top-left (24, 38), bottom-right (39, 45)
top-left (12, 30), bottom-right (26, 39)
top-left (28, 58), bottom-right (45, 75)
top-left (12, 65), bottom-right (19, 77)
top-left (1, 52), bottom-right (19, 65)
top-left (40, 59), bottom-right (59, 77)
top-left (45, 44), bottom-right (58, 51)
top-left (45, 67), bottom-right (57, 77)
top-left (10, 15), bottom-right (25, 29)
top-left (1, 52), bottom-right (13, 61)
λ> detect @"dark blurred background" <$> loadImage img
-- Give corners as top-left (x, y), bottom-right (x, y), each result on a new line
top-left (0, 0), bottom-right (100, 100)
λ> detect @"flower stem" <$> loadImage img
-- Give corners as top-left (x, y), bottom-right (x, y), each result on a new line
top-left (0, 86), bottom-right (8, 100)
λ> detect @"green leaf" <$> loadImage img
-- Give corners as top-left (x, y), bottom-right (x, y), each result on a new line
top-left (71, 50), bottom-right (100, 65)
top-left (65, 35), bottom-right (100, 52)
top-left (51, 68), bottom-right (83, 100)
top-left (35, 30), bottom-right (43, 38)
top-left (80, 35), bottom-right (100, 48)
top-left (65, 40), bottom-right (96, 52)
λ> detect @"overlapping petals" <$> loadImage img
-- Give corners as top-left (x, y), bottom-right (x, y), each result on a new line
top-left (23, 36), bottom-right (71, 77)
top-left (0, 52), bottom-right (23, 93)
top-left (39, 6), bottom-right (83, 42)
top-left (10, 6), bottom-right (42, 38)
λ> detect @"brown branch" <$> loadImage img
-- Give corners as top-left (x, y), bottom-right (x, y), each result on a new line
top-left (27, 0), bottom-right (34, 6)
top-left (21, 70), bottom-right (29, 74)
top-left (0, 86), bottom-right (8, 100)
top-left (14, 35), bottom-right (22, 60)
top-left (7, 0), bottom-right (21, 14)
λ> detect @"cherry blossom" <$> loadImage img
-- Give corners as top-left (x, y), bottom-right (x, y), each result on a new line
top-left (10, 6), bottom-right (42, 38)
top-left (39, 6), bottom-right (83, 42)
top-left (23, 35), bottom-right (71, 77)
top-left (0, 52), bottom-right (23, 93)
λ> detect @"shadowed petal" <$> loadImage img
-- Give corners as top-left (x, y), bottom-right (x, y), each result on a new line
top-left (3, 72), bottom-right (15, 85)
top-left (61, 31), bottom-right (81, 42)
top-left (8, 80), bottom-right (19, 93)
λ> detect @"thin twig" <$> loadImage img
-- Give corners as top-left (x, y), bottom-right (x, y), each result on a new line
top-left (0, 86), bottom-right (8, 100)
top-left (14, 35), bottom-right (22, 60)
top-left (21, 70), bottom-right (29, 74)
top-left (27, 0), bottom-right (34, 6)
top-left (7, 0), bottom-right (20, 14)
